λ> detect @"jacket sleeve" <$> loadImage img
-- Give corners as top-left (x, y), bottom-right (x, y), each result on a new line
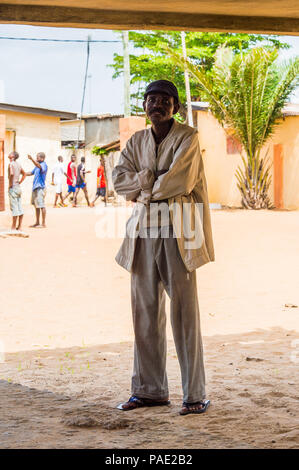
top-left (150, 132), bottom-right (202, 201)
top-left (112, 138), bottom-right (154, 201)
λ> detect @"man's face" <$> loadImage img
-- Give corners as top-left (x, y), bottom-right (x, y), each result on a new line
top-left (8, 154), bottom-right (15, 162)
top-left (37, 154), bottom-right (45, 163)
top-left (143, 93), bottom-right (179, 125)
top-left (58, 157), bottom-right (63, 163)
top-left (71, 156), bottom-right (76, 162)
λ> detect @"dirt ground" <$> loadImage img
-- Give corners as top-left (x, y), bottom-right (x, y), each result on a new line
top-left (0, 203), bottom-right (298, 449)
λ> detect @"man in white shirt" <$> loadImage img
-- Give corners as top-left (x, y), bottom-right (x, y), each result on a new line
top-left (51, 156), bottom-right (67, 207)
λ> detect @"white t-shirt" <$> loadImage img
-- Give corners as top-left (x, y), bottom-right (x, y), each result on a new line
top-left (53, 162), bottom-right (64, 184)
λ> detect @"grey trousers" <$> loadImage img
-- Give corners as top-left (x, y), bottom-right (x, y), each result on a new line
top-left (130, 226), bottom-right (206, 403)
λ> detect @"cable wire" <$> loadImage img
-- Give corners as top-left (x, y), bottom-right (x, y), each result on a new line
top-left (0, 36), bottom-right (121, 43)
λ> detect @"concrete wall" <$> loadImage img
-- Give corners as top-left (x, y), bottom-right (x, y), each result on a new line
top-left (119, 116), bottom-right (146, 150)
top-left (271, 116), bottom-right (299, 210)
top-left (84, 116), bottom-right (120, 149)
top-left (197, 110), bottom-right (299, 209)
top-left (4, 110), bottom-right (61, 204)
top-left (197, 110), bottom-right (242, 207)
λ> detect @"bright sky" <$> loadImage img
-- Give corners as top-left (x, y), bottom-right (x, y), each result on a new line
top-left (0, 25), bottom-right (298, 115)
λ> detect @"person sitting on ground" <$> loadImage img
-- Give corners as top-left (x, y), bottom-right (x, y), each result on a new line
top-left (51, 156), bottom-right (68, 208)
top-left (7, 151), bottom-right (26, 231)
top-left (26, 152), bottom-right (48, 228)
top-left (90, 157), bottom-right (107, 207)
top-left (73, 156), bottom-right (91, 207)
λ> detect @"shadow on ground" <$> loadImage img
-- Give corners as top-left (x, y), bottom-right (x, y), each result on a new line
top-left (0, 328), bottom-right (298, 449)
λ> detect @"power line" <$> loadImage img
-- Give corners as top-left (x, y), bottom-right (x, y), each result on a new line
top-left (0, 36), bottom-right (121, 43)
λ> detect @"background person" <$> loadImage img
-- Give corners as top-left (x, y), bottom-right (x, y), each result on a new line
top-left (7, 151), bottom-right (26, 231)
top-left (90, 157), bottom-right (107, 207)
top-left (51, 156), bottom-right (67, 207)
top-left (73, 156), bottom-right (91, 207)
top-left (63, 154), bottom-right (77, 203)
top-left (26, 152), bottom-right (48, 228)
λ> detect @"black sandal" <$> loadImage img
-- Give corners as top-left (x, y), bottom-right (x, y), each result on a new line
top-left (180, 399), bottom-right (210, 415)
top-left (117, 395), bottom-right (170, 411)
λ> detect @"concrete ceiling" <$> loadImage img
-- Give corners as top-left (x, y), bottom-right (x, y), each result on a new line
top-left (0, 1), bottom-right (299, 35)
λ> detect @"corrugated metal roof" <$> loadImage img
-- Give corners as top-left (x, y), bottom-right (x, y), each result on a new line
top-left (81, 113), bottom-right (123, 120)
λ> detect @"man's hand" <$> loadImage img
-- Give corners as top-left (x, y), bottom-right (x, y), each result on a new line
top-left (27, 154), bottom-right (33, 161)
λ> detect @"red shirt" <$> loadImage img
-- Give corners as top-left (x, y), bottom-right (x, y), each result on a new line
top-left (67, 161), bottom-right (76, 186)
top-left (97, 165), bottom-right (106, 188)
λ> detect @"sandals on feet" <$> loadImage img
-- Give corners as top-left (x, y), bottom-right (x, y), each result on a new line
top-left (117, 395), bottom-right (170, 411)
top-left (180, 399), bottom-right (210, 416)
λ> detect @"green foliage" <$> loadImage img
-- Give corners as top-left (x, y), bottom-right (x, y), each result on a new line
top-left (171, 46), bottom-right (299, 209)
top-left (91, 146), bottom-right (110, 157)
top-left (108, 31), bottom-right (289, 113)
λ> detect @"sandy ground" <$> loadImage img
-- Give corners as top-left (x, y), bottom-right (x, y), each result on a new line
top-left (0, 203), bottom-right (298, 449)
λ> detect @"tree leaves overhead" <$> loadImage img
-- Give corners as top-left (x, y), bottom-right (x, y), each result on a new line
top-left (108, 31), bottom-right (289, 112)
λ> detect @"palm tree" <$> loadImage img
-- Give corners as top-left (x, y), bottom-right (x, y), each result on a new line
top-left (172, 46), bottom-right (299, 209)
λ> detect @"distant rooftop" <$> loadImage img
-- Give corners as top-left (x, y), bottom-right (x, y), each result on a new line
top-left (0, 103), bottom-right (77, 120)
top-left (282, 103), bottom-right (299, 116)
top-left (81, 113), bottom-right (123, 120)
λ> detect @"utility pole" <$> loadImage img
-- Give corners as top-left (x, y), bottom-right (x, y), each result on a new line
top-left (77, 35), bottom-right (91, 147)
top-left (122, 30), bottom-right (131, 117)
top-left (181, 31), bottom-right (193, 127)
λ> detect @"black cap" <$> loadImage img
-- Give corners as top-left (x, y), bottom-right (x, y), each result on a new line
top-left (144, 80), bottom-right (179, 102)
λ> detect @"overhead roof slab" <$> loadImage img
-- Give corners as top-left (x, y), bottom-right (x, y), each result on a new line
top-left (0, 1), bottom-right (299, 35)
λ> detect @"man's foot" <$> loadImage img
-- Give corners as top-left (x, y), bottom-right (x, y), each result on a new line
top-left (53, 205), bottom-right (60, 208)
top-left (117, 396), bottom-right (170, 411)
top-left (29, 223), bottom-right (40, 228)
top-left (180, 399), bottom-right (210, 416)
top-left (90, 202), bottom-right (95, 207)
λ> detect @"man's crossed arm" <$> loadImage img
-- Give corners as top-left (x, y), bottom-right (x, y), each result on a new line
top-left (112, 133), bottom-right (202, 204)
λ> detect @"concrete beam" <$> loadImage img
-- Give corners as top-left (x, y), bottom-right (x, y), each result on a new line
top-left (0, 4), bottom-right (299, 35)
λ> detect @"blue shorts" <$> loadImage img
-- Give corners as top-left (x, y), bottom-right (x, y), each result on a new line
top-left (76, 183), bottom-right (86, 189)
top-left (68, 185), bottom-right (76, 193)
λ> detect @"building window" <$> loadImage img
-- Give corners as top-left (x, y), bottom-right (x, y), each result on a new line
top-left (226, 135), bottom-right (242, 155)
